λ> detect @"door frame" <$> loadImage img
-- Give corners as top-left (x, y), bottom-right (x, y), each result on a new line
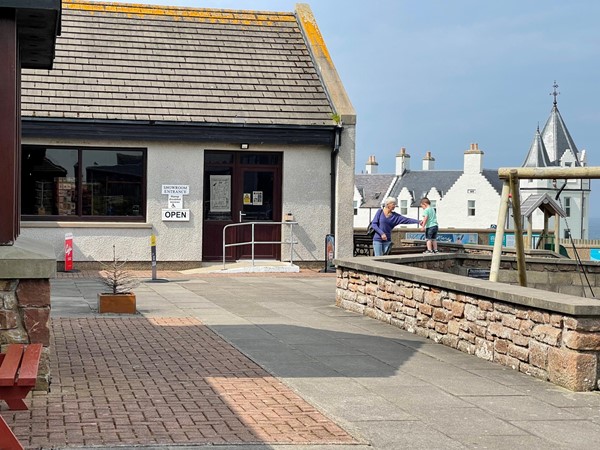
top-left (202, 150), bottom-right (282, 261)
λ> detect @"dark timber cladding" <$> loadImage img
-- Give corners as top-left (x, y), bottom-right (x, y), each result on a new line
top-left (0, 10), bottom-right (19, 244)
top-left (21, 1), bottom-right (339, 142)
top-left (0, 0), bottom-right (60, 244)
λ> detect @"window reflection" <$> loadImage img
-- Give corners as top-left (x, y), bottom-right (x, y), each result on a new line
top-left (82, 151), bottom-right (143, 216)
top-left (22, 148), bottom-right (78, 216)
top-left (21, 146), bottom-right (145, 220)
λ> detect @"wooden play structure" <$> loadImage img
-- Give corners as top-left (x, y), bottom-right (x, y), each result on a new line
top-left (490, 167), bottom-right (600, 286)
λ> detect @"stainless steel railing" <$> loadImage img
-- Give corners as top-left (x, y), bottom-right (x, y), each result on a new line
top-left (222, 221), bottom-right (298, 270)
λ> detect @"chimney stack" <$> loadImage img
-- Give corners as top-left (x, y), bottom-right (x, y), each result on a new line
top-left (365, 155), bottom-right (379, 174)
top-left (396, 147), bottom-right (410, 177)
top-left (422, 151), bottom-right (435, 170)
top-left (464, 142), bottom-right (484, 174)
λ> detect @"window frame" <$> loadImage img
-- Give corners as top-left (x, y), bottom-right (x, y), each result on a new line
top-left (400, 199), bottom-right (408, 215)
top-left (564, 197), bottom-right (571, 217)
top-left (467, 199), bottom-right (476, 217)
top-left (21, 144), bottom-right (147, 222)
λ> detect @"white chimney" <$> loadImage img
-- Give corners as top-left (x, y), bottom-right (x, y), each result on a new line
top-left (365, 155), bottom-right (379, 174)
top-left (464, 143), bottom-right (483, 174)
top-left (396, 147), bottom-right (410, 177)
top-left (422, 151), bottom-right (435, 170)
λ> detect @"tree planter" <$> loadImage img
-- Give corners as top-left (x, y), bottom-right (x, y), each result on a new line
top-left (98, 293), bottom-right (136, 314)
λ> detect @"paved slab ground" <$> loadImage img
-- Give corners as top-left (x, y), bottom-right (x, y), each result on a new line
top-left (2, 271), bottom-right (600, 449)
top-left (3, 315), bottom-right (355, 448)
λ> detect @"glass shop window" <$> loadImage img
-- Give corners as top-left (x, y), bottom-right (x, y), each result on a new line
top-left (22, 146), bottom-right (146, 221)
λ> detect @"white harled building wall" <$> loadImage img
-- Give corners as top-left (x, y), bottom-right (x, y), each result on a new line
top-left (20, 137), bottom-right (333, 264)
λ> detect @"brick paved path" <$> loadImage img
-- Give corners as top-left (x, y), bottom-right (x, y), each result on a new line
top-left (2, 317), bottom-right (355, 448)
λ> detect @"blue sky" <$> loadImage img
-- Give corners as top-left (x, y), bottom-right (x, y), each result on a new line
top-left (87, 0), bottom-right (600, 213)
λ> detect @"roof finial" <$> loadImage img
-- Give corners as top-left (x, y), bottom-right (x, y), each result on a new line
top-left (550, 80), bottom-right (559, 106)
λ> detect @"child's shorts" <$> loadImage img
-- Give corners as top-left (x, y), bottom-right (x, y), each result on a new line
top-left (425, 225), bottom-right (438, 240)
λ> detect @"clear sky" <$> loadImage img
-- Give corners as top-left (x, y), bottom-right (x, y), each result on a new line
top-left (85, 0), bottom-right (600, 213)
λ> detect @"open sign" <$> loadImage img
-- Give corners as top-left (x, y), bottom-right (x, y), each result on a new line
top-left (161, 209), bottom-right (190, 221)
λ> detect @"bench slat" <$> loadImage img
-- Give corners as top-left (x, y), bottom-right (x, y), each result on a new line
top-left (16, 344), bottom-right (43, 386)
top-left (0, 345), bottom-right (24, 387)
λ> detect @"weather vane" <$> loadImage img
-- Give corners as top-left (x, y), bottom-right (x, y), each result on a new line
top-left (550, 81), bottom-right (560, 106)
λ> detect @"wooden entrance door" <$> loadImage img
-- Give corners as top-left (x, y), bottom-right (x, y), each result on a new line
top-left (202, 151), bottom-right (282, 261)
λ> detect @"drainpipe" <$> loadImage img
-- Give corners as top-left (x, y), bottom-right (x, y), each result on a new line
top-left (330, 125), bottom-right (342, 234)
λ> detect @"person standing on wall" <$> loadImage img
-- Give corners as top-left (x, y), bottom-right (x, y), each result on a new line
top-left (420, 197), bottom-right (439, 254)
top-left (372, 197), bottom-right (420, 256)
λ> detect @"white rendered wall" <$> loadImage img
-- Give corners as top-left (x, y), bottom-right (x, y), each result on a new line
top-left (439, 173), bottom-right (501, 229)
top-left (21, 137), bottom-right (332, 263)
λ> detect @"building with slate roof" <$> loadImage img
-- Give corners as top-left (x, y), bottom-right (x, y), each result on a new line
top-left (354, 144), bottom-right (504, 230)
top-left (19, 0), bottom-right (356, 265)
top-left (355, 85), bottom-right (590, 240)
top-left (520, 84), bottom-right (590, 239)
top-left (354, 171), bottom-right (396, 225)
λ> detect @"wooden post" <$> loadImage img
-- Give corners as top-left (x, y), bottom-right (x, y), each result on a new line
top-left (527, 216), bottom-right (533, 249)
top-left (542, 212), bottom-right (549, 249)
top-left (554, 212), bottom-right (560, 253)
top-left (0, 11), bottom-right (20, 245)
top-left (509, 171), bottom-right (527, 287)
top-left (490, 181), bottom-right (510, 282)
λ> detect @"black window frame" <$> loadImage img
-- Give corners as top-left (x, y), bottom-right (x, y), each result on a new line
top-left (21, 144), bottom-right (147, 222)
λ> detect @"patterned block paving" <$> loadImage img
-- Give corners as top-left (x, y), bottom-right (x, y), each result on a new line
top-left (1, 317), bottom-right (356, 448)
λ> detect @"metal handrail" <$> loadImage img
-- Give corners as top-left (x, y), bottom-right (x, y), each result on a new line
top-left (222, 221), bottom-right (298, 270)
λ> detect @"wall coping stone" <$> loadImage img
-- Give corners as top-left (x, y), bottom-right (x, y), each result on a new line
top-left (335, 256), bottom-right (600, 316)
top-left (0, 237), bottom-right (56, 279)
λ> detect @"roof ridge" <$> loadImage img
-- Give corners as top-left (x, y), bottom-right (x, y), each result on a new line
top-left (63, 0), bottom-right (296, 23)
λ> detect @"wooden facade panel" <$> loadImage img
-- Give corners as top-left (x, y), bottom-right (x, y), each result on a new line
top-left (0, 11), bottom-right (19, 244)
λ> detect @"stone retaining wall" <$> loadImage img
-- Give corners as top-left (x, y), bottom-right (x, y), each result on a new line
top-left (0, 279), bottom-right (51, 390)
top-left (335, 256), bottom-right (600, 391)
top-left (0, 238), bottom-right (56, 391)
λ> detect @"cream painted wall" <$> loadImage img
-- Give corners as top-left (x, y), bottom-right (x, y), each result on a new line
top-left (282, 145), bottom-right (332, 261)
top-left (21, 137), bottom-right (333, 263)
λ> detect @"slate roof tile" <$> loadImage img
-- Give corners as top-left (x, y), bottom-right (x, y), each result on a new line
top-left (21, 0), bottom-right (336, 126)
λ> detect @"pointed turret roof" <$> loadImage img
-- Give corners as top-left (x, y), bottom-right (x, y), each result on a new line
top-left (540, 83), bottom-right (580, 165)
top-left (522, 127), bottom-right (552, 168)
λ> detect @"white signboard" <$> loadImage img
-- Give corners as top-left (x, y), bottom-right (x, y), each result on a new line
top-left (162, 185), bottom-right (189, 195)
top-left (162, 209), bottom-right (190, 221)
top-left (168, 194), bottom-right (183, 209)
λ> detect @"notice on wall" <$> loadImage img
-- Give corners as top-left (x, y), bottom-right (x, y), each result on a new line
top-left (253, 191), bottom-right (263, 206)
top-left (162, 184), bottom-right (189, 195)
top-left (243, 193), bottom-right (252, 205)
top-left (168, 194), bottom-right (183, 209)
top-left (210, 175), bottom-right (231, 212)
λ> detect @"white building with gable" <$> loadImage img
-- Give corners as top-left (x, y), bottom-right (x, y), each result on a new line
top-left (354, 145), bottom-right (504, 230)
top-left (354, 85), bottom-right (590, 239)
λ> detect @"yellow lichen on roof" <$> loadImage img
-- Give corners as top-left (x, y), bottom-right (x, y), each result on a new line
top-left (296, 5), bottom-right (332, 64)
top-left (62, 0), bottom-right (296, 25)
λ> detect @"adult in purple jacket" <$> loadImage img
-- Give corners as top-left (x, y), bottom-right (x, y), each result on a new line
top-left (371, 197), bottom-right (420, 256)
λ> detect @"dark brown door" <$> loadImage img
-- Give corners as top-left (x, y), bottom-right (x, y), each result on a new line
top-left (202, 151), bottom-right (282, 261)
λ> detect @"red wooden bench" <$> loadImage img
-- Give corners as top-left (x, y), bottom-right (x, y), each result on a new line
top-left (0, 414), bottom-right (23, 450)
top-left (0, 343), bottom-right (43, 450)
